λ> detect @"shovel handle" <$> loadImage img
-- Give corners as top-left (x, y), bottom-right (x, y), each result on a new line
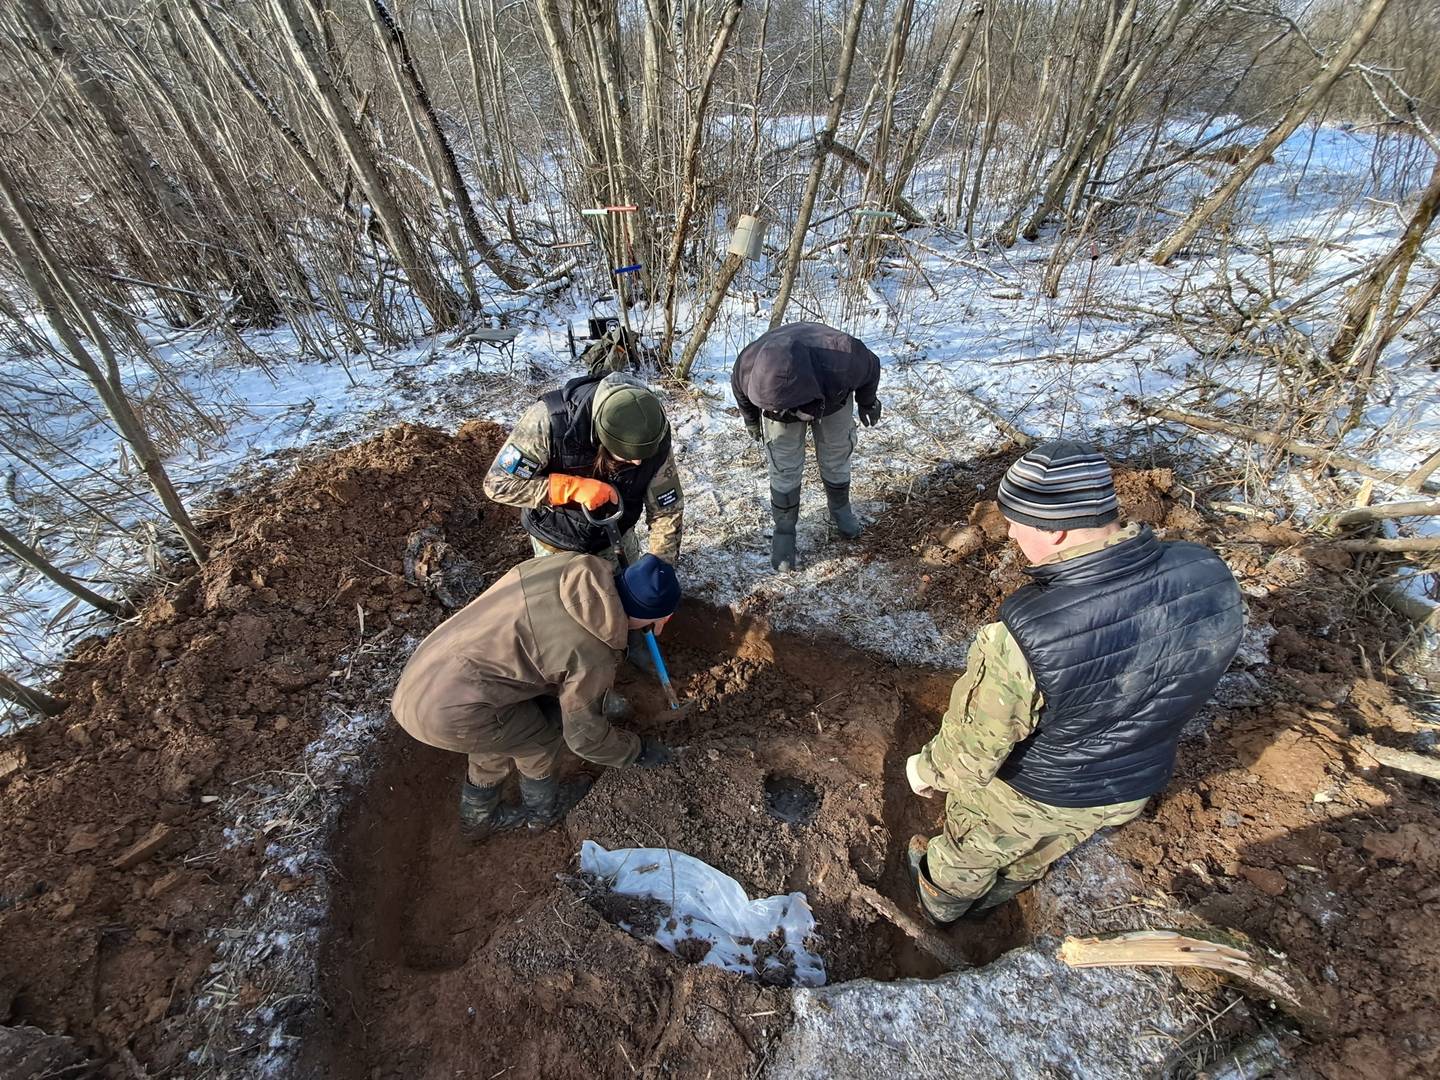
top-left (580, 494), bottom-right (625, 528)
top-left (581, 493), bottom-right (627, 567)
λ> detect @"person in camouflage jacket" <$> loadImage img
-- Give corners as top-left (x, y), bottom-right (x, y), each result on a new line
top-left (905, 441), bottom-right (1244, 924)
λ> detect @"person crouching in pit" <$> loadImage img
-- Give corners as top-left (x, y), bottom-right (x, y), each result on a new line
top-left (390, 552), bottom-right (680, 839)
top-left (905, 441), bottom-right (1244, 923)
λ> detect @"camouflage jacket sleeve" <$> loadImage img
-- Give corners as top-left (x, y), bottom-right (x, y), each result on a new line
top-left (483, 402), bottom-right (554, 509)
top-left (643, 449), bottom-right (684, 563)
top-left (914, 622), bottom-right (1044, 792)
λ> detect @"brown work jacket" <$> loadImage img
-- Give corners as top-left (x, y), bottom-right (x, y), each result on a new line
top-left (390, 552), bottom-right (640, 767)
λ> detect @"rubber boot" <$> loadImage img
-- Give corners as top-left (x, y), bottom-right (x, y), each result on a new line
top-left (907, 835), bottom-right (973, 926)
top-left (519, 774), bottom-right (595, 832)
top-left (968, 874), bottom-right (1030, 915)
top-left (627, 630), bottom-right (657, 675)
top-left (459, 780), bottom-right (528, 841)
top-left (770, 487), bottom-right (800, 571)
top-left (824, 481), bottom-right (862, 539)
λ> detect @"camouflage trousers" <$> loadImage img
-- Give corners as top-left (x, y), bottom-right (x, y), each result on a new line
top-left (926, 778), bottom-right (1147, 906)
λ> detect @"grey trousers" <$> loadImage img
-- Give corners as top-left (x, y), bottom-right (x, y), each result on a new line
top-left (761, 395), bottom-right (857, 497)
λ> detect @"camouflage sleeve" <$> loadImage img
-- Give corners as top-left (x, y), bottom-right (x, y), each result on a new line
top-left (483, 402), bottom-right (554, 509)
top-left (557, 650), bottom-right (642, 767)
top-left (914, 622), bottom-right (1043, 792)
top-left (643, 449), bottom-right (684, 563)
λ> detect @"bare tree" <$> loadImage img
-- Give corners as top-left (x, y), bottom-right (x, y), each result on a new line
top-left (270, 0), bottom-right (460, 327)
top-left (1154, 0), bottom-right (1395, 264)
top-left (0, 159), bottom-right (207, 563)
top-left (769, 0), bottom-right (868, 330)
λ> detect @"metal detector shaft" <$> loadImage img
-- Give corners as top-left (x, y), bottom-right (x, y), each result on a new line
top-left (582, 497), bottom-right (680, 709)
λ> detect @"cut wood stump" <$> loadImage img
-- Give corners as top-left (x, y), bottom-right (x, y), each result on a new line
top-left (1057, 928), bottom-right (1330, 1031)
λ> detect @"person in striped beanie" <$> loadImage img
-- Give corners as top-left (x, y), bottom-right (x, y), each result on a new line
top-left (903, 439), bottom-right (1244, 924)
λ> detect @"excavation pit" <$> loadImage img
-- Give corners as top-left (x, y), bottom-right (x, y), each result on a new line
top-left (304, 601), bottom-right (1034, 1076)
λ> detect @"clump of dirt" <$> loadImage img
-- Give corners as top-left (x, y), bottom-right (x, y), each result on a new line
top-left (865, 455), bottom-right (1439, 1078)
top-left (0, 422), bottom-right (527, 1072)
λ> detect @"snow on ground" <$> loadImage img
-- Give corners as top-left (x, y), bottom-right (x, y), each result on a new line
top-left (3, 122), bottom-right (1438, 710)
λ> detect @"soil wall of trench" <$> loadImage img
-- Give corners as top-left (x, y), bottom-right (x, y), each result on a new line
top-left (0, 424), bottom-right (1436, 1079)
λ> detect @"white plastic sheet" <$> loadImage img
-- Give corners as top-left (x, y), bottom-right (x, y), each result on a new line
top-left (579, 840), bottom-right (827, 987)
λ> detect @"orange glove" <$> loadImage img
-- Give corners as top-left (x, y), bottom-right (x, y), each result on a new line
top-left (548, 473), bottom-right (619, 510)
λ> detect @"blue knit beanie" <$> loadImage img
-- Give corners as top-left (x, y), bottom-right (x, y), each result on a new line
top-left (614, 555), bottom-right (681, 620)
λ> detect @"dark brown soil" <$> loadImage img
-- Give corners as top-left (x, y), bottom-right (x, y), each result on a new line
top-left (868, 455), bottom-right (1440, 1079)
top-left (303, 599), bottom-right (1028, 1079)
top-left (0, 421), bottom-right (528, 1074)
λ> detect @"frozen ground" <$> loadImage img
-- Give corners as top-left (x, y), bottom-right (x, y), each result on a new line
top-left (3, 122), bottom-right (1438, 704)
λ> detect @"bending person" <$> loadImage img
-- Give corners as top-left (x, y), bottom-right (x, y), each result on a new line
top-left (906, 441), bottom-right (1243, 923)
top-left (731, 322), bottom-right (882, 571)
top-left (484, 371), bottom-right (683, 566)
top-left (391, 552), bottom-right (680, 839)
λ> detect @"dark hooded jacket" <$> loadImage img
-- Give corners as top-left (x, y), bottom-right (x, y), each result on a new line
top-left (731, 322), bottom-right (881, 424)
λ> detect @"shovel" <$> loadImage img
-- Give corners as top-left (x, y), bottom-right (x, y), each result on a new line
top-left (583, 497), bottom-right (681, 711)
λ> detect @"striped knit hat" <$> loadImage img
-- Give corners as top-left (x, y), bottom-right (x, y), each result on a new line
top-left (997, 440), bottom-right (1119, 530)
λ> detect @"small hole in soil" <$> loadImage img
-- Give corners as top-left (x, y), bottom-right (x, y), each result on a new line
top-left (763, 774), bottom-right (820, 824)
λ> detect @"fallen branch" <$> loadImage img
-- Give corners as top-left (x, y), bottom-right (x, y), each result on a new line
top-left (1329, 500), bottom-right (1440, 527)
top-left (1129, 400), bottom-right (1440, 495)
top-left (1328, 537), bottom-right (1440, 554)
top-left (1058, 928), bottom-right (1329, 1031)
top-left (1372, 581), bottom-right (1440, 630)
top-left (957, 389), bottom-right (1034, 449)
top-left (1354, 737), bottom-right (1440, 782)
top-left (855, 884), bottom-right (968, 971)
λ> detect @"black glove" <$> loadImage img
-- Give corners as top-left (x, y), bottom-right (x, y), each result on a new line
top-left (744, 418), bottom-right (762, 442)
top-left (858, 400), bottom-right (883, 427)
top-left (633, 736), bottom-right (674, 768)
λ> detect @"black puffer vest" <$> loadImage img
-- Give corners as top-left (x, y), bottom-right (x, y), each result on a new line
top-left (996, 527), bottom-right (1244, 807)
top-left (521, 374), bottom-right (670, 555)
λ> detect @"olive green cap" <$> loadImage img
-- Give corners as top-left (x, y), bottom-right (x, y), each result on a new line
top-left (594, 385), bottom-right (667, 459)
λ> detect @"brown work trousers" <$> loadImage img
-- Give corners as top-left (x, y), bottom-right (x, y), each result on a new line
top-left (403, 693), bottom-right (566, 787)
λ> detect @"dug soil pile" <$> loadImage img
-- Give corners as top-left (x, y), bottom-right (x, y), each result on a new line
top-left (0, 422), bottom-right (529, 1073)
top-left (868, 454), bottom-right (1440, 1079)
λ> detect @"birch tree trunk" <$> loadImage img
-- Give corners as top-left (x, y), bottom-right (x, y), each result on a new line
top-left (888, 3), bottom-right (985, 217)
top-left (769, 0), bottom-right (869, 330)
top-left (1153, 0), bottom-right (1394, 265)
top-left (0, 161), bottom-right (208, 563)
top-left (659, 0), bottom-right (745, 359)
top-left (270, 0), bottom-right (460, 327)
top-left (0, 523), bottom-right (133, 618)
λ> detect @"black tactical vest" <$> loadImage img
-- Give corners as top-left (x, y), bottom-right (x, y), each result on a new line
top-left (521, 374), bottom-right (670, 555)
top-left (996, 527), bottom-right (1244, 807)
